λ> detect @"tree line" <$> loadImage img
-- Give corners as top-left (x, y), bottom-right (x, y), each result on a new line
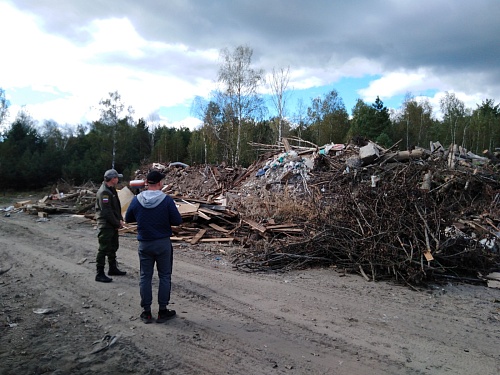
top-left (1, 45), bottom-right (499, 190)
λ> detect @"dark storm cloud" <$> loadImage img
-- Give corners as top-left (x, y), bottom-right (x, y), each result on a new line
top-left (10, 0), bottom-right (500, 96)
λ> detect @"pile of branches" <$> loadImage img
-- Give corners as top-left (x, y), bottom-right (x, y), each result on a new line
top-left (233, 158), bottom-right (500, 286)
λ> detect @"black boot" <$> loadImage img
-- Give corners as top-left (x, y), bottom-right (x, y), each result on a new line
top-left (108, 261), bottom-right (127, 276)
top-left (96, 266), bottom-right (113, 283)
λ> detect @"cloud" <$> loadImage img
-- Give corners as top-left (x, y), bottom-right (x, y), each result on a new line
top-left (1, 0), bottom-right (499, 128)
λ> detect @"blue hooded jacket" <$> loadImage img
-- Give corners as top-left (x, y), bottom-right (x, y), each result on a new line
top-left (125, 190), bottom-right (182, 241)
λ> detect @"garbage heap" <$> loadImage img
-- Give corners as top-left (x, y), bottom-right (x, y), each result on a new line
top-left (16, 137), bottom-right (500, 286)
top-left (132, 138), bottom-right (500, 286)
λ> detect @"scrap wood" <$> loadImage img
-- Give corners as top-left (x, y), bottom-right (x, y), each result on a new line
top-left (200, 203), bottom-right (227, 211)
top-left (198, 207), bottom-right (223, 216)
top-left (171, 236), bottom-right (192, 242)
top-left (196, 211), bottom-right (211, 220)
top-left (176, 201), bottom-right (199, 214)
top-left (119, 224), bottom-right (137, 234)
top-left (190, 229), bottom-right (207, 244)
top-left (174, 226), bottom-right (198, 233)
top-left (266, 223), bottom-right (299, 230)
top-left (209, 223), bottom-right (231, 233)
top-left (268, 228), bottom-right (303, 233)
top-left (242, 218), bottom-right (267, 233)
top-left (174, 196), bottom-right (212, 204)
top-left (199, 237), bottom-right (235, 243)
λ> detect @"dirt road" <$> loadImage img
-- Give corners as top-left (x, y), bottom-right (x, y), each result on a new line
top-left (1, 211), bottom-right (499, 374)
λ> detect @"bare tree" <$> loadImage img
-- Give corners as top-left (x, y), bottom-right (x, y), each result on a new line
top-left (269, 66), bottom-right (290, 143)
top-left (217, 45), bottom-right (264, 165)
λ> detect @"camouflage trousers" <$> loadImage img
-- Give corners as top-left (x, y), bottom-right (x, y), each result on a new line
top-left (96, 228), bottom-right (119, 268)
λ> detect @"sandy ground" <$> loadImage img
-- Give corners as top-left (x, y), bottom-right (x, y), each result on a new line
top-left (0, 210), bottom-right (499, 375)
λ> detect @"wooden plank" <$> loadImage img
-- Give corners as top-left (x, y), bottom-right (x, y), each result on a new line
top-left (199, 237), bottom-right (234, 243)
top-left (200, 204), bottom-right (226, 211)
top-left (198, 207), bottom-right (223, 216)
top-left (266, 223), bottom-right (299, 230)
top-left (208, 223), bottom-right (231, 233)
top-left (173, 196), bottom-right (211, 204)
top-left (170, 236), bottom-right (193, 241)
top-left (242, 218), bottom-right (267, 233)
top-left (190, 229), bottom-right (207, 245)
top-left (119, 224), bottom-right (137, 234)
top-left (174, 226), bottom-right (199, 233)
top-left (176, 202), bottom-right (200, 214)
top-left (268, 228), bottom-right (303, 233)
top-left (197, 211), bottom-right (211, 220)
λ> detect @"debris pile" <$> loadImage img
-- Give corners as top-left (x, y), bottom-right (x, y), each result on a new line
top-left (8, 138), bottom-right (500, 286)
top-left (232, 140), bottom-right (500, 285)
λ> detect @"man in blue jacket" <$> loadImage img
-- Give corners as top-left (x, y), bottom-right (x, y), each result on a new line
top-left (125, 170), bottom-right (182, 324)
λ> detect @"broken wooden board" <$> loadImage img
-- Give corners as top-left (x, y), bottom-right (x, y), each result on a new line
top-left (200, 204), bottom-right (227, 211)
top-left (268, 228), bottom-right (303, 233)
top-left (171, 236), bottom-right (193, 242)
top-left (197, 211), bottom-right (211, 220)
top-left (242, 218), bottom-right (267, 233)
top-left (190, 229), bottom-right (207, 244)
top-left (265, 223), bottom-right (299, 230)
top-left (199, 237), bottom-right (235, 243)
top-left (198, 207), bottom-right (223, 216)
top-left (176, 202), bottom-right (200, 214)
top-left (208, 223), bottom-right (231, 233)
top-left (119, 224), bottom-right (138, 234)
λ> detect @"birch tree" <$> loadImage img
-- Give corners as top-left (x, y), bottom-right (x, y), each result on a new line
top-left (0, 88), bottom-right (9, 132)
top-left (439, 92), bottom-right (465, 146)
top-left (217, 45), bottom-right (265, 165)
top-left (98, 91), bottom-right (134, 169)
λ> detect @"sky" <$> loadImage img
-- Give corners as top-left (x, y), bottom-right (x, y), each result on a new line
top-left (1, 0), bottom-right (499, 132)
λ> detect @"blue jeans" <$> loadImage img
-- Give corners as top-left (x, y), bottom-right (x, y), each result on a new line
top-left (138, 238), bottom-right (173, 311)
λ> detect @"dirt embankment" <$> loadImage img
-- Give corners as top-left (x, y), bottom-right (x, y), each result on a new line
top-left (1, 211), bottom-right (499, 375)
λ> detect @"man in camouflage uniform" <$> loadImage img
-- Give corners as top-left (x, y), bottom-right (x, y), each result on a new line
top-left (95, 169), bottom-right (126, 282)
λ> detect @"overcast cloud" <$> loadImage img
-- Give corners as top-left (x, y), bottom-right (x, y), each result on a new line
top-left (1, 0), bottom-right (499, 128)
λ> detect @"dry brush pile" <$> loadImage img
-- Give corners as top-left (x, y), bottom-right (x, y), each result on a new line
top-left (231, 152), bottom-right (500, 287)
